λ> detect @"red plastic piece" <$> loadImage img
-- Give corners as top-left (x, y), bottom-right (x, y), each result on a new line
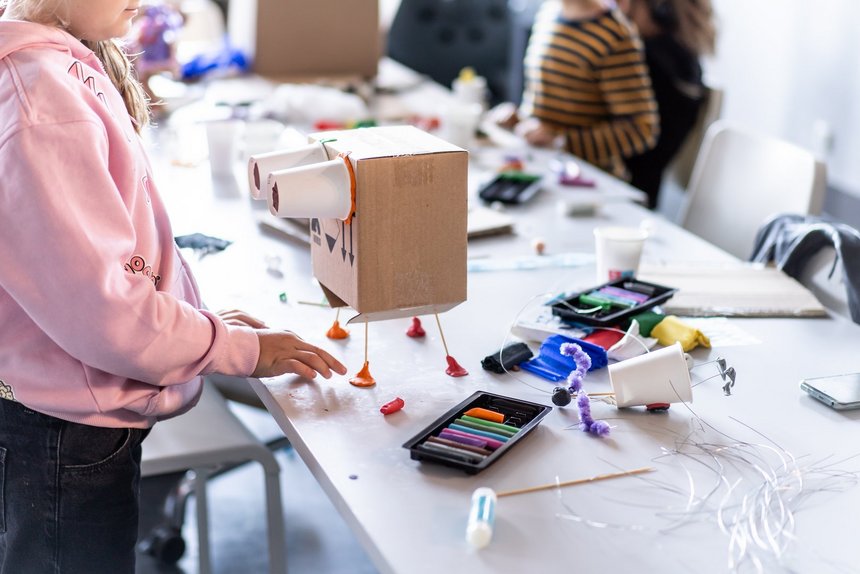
top-left (379, 397), bottom-right (405, 415)
top-left (583, 329), bottom-right (624, 350)
top-left (314, 120), bottom-right (346, 131)
top-left (326, 320), bottom-right (349, 340)
top-left (645, 402), bottom-right (671, 412)
top-left (445, 355), bottom-right (469, 377)
top-left (350, 361), bottom-right (376, 388)
top-left (406, 317), bottom-right (426, 338)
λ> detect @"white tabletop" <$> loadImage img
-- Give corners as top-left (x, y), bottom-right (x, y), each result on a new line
top-left (150, 123), bottom-right (860, 574)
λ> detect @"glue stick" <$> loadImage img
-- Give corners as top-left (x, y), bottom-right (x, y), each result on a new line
top-left (466, 487), bottom-right (496, 549)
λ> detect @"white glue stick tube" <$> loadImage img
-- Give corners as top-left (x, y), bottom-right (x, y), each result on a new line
top-left (466, 487), bottom-right (496, 549)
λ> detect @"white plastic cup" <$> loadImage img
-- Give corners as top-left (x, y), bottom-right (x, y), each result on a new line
top-left (241, 119), bottom-right (286, 164)
top-left (248, 142), bottom-right (328, 199)
top-left (440, 102), bottom-right (483, 150)
top-left (593, 226), bottom-right (648, 283)
top-left (266, 157), bottom-right (353, 220)
top-left (608, 343), bottom-right (692, 408)
top-left (205, 119), bottom-right (244, 177)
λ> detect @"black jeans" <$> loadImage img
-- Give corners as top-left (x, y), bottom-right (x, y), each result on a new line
top-left (0, 398), bottom-right (149, 574)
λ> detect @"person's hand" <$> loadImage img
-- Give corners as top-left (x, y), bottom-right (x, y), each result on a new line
top-left (486, 101), bottom-right (520, 131)
top-left (252, 330), bottom-right (347, 380)
top-left (217, 309), bottom-right (267, 329)
top-left (516, 118), bottom-right (557, 147)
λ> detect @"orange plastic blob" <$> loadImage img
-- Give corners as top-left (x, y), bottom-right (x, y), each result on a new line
top-left (445, 355), bottom-right (469, 377)
top-left (349, 361), bottom-right (376, 387)
top-left (326, 320), bottom-right (349, 339)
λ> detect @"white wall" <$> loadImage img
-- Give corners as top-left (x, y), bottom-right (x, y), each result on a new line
top-left (709, 0), bottom-right (860, 196)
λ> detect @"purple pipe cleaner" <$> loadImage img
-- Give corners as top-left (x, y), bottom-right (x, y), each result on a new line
top-left (560, 342), bottom-right (591, 393)
top-left (576, 391), bottom-right (610, 437)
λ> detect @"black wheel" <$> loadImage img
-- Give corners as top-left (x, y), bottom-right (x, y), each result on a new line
top-left (137, 524), bottom-right (186, 565)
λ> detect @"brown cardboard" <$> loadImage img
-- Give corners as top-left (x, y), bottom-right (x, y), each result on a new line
top-left (228, 0), bottom-right (379, 80)
top-left (307, 126), bottom-right (468, 322)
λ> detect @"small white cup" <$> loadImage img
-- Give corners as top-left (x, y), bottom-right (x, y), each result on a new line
top-left (593, 226), bottom-right (648, 283)
top-left (205, 119), bottom-right (244, 177)
top-left (440, 102), bottom-right (483, 150)
top-left (608, 343), bottom-right (692, 408)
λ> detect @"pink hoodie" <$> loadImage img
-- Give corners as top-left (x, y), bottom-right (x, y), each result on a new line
top-left (0, 21), bottom-right (260, 428)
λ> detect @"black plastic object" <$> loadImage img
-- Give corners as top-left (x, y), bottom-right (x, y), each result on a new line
top-left (402, 391), bottom-right (551, 474)
top-left (481, 342), bottom-right (534, 373)
top-left (550, 278), bottom-right (677, 327)
top-left (478, 173), bottom-right (542, 204)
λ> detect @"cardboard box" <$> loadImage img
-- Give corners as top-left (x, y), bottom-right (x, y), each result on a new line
top-left (228, 0), bottom-right (379, 80)
top-left (307, 126), bottom-right (468, 322)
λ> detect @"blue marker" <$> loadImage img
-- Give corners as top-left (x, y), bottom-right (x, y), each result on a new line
top-left (466, 487), bottom-right (497, 549)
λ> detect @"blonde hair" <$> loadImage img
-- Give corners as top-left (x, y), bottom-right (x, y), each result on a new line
top-left (1, 0), bottom-right (150, 131)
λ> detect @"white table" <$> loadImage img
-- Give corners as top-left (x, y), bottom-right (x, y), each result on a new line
top-left (151, 124), bottom-right (860, 574)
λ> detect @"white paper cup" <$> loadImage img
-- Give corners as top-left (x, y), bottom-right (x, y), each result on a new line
top-left (440, 102), bottom-right (483, 149)
top-left (248, 142), bottom-right (328, 199)
top-left (267, 157), bottom-right (353, 220)
top-left (593, 226), bottom-right (648, 283)
top-left (206, 119), bottom-right (244, 177)
top-left (608, 343), bottom-right (692, 408)
top-left (241, 119), bottom-right (286, 163)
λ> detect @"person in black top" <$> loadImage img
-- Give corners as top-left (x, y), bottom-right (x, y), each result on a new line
top-left (617, 0), bottom-right (716, 208)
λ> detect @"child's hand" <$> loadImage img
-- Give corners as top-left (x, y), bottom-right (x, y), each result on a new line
top-left (217, 308), bottom-right (267, 329)
top-left (516, 119), bottom-right (557, 147)
top-left (252, 330), bottom-right (347, 380)
top-left (487, 101), bottom-right (520, 131)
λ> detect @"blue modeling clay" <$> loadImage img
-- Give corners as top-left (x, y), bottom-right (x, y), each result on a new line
top-left (520, 334), bottom-right (608, 382)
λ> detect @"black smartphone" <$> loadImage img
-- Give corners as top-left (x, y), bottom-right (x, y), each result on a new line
top-left (478, 173), bottom-right (542, 204)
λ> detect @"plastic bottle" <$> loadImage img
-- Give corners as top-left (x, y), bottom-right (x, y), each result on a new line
top-left (465, 487), bottom-right (496, 549)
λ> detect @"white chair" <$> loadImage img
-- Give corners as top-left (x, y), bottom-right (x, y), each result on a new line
top-left (141, 378), bottom-right (286, 574)
top-left (664, 85), bottom-right (724, 191)
top-left (679, 120), bottom-right (827, 259)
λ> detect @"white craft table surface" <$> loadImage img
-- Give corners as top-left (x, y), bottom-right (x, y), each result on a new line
top-left (149, 121), bottom-right (860, 573)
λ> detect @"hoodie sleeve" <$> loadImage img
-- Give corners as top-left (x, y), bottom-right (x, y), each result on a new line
top-left (0, 119), bottom-right (260, 385)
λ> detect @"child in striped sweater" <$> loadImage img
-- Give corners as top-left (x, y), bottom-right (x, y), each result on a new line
top-left (512, 0), bottom-right (659, 181)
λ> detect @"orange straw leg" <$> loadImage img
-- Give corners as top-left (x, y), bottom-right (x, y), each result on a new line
top-left (349, 361), bottom-right (376, 388)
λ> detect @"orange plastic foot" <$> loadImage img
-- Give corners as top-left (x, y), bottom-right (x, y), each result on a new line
top-left (445, 355), bottom-right (468, 377)
top-left (349, 361), bottom-right (376, 387)
top-left (406, 317), bottom-right (426, 338)
top-left (326, 320), bottom-right (349, 339)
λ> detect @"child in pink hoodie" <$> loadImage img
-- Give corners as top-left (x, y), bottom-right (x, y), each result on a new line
top-left (0, 1), bottom-right (346, 572)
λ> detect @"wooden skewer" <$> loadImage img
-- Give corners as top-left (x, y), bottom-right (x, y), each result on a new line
top-left (496, 466), bottom-right (655, 498)
top-left (587, 392), bottom-right (616, 397)
top-left (364, 321), bottom-right (369, 364)
top-left (434, 313), bottom-right (450, 356)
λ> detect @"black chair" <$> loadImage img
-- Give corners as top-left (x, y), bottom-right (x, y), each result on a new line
top-left (386, 0), bottom-right (512, 105)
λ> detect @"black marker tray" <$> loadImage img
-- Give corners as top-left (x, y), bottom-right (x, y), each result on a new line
top-left (550, 278), bottom-right (677, 327)
top-left (402, 391), bottom-right (551, 474)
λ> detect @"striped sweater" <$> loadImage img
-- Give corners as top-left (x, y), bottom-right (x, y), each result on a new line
top-left (520, 4), bottom-right (659, 179)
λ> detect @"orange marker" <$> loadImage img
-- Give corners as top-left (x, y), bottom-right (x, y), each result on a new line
top-left (463, 408), bottom-right (504, 424)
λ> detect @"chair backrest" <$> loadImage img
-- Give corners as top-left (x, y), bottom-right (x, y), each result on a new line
top-left (386, 0), bottom-right (511, 104)
top-left (664, 85), bottom-right (724, 190)
top-left (679, 120), bottom-right (827, 259)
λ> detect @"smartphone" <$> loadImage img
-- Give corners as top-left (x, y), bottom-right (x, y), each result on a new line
top-left (478, 174), bottom-right (542, 204)
top-left (800, 373), bottom-right (860, 410)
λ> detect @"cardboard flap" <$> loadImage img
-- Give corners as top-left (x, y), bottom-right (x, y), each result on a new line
top-left (319, 284), bottom-right (348, 309)
top-left (346, 302), bottom-right (463, 324)
top-left (312, 125), bottom-right (465, 160)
